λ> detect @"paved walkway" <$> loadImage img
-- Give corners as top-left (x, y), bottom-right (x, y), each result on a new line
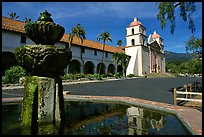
top-left (2, 77), bottom-right (202, 105)
top-left (63, 77), bottom-right (202, 105)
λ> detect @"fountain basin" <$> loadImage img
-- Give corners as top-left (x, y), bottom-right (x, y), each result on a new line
top-left (2, 95), bottom-right (202, 135)
top-left (15, 45), bottom-right (72, 77)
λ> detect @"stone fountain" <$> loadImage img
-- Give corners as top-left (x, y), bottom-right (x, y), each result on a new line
top-left (14, 10), bottom-right (72, 135)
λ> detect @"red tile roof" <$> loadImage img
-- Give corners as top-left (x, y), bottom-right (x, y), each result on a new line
top-left (152, 33), bottom-right (160, 38)
top-left (128, 17), bottom-right (142, 27)
top-left (2, 16), bottom-right (124, 53)
top-left (152, 31), bottom-right (161, 38)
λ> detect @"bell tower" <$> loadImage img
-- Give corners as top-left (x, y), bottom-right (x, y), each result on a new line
top-left (125, 17), bottom-right (148, 76)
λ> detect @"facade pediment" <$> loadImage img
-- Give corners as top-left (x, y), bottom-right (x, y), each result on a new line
top-left (148, 41), bottom-right (161, 50)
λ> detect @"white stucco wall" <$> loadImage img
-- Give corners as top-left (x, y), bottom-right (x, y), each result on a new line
top-left (142, 46), bottom-right (150, 74)
top-left (2, 31), bottom-right (35, 52)
top-left (125, 46), bottom-right (138, 76)
top-left (2, 30), bottom-right (117, 74)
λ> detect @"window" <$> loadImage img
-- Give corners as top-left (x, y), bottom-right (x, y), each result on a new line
top-left (131, 28), bottom-right (134, 35)
top-left (21, 36), bottom-right (26, 44)
top-left (94, 50), bottom-right (97, 56)
top-left (105, 52), bottom-right (108, 58)
top-left (131, 39), bottom-right (135, 46)
top-left (81, 47), bottom-right (85, 53)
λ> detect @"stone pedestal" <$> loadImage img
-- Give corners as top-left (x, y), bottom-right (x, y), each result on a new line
top-left (21, 76), bottom-right (64, 135)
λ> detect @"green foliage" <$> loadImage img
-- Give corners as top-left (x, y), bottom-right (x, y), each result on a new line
top-left (156, 2), bottom-right (196, 34)
top-left (178, 62), bottom-right (190, 74)
top-left (166, 63), bottom-right (179, 73)
top-left (166, 60), bottom-right (185, 66)
top-left (97, 31), bottom-right (112, 74)
top-left (167, 59), bottom-right (202, 75)
top-left (127, 74), bottom-right (136, 78)
top-left (117, 40), bottom-right (122, 47)
top-left (101, 73), bottom-right (114, 78)
top-left (87, 74), bottom-right (102, 80)
top-left (114, 72), bottom-right (122, 79)
top-left (112, 52), bottom-right (130, 76)
top-left (68, 24), bottom-right (86, 49)
top-left (4, 65), bottom-right (26, 84)
top-left (8, 12), bottom-right (19, 19)
top-left (185, 35), bottom-right (202, 57)
top-left (63, 73), bottom-right (86, 80)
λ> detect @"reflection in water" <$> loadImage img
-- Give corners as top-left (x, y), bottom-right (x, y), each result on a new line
top-left (2, 101), bottom-right (190, 135)
top-left (126, 106), bottom-right (166, 135)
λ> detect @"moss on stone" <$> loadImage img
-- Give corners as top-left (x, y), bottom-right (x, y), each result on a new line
top-left (21, 76), bottom-right (38, 126)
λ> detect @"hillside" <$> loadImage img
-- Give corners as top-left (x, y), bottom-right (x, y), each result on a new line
top-left (164, 50), bottom-right (194, 62)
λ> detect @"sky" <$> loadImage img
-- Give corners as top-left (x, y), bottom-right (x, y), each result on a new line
top-left (2, 2), bottom-right (202, 53)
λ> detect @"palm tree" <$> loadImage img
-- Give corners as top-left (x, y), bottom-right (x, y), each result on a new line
top-left (112, 52), bottom-right (130, 77)
top-left (117, 40), bottom-right (122, 47)
top-left (24, 18), bottom-right (32, 23)
top-left (67, 24), bottom-right (86, 73)
top-left (8, 12), bottom-right (19, 20)
top-left (112, 52), bottom-right (121, 68)
top-left (97, 31), bottom-right (112, 74)
top-left (67, 24), bottom-right (86, 49)
top-left (120, 53), bottom-right (130, 77)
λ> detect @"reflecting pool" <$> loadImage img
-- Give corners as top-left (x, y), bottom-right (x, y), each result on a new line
top-left (2, 101), bottom-right (191, 135)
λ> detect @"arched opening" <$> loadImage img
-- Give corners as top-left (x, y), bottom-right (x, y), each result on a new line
top-left (97, 62), bottom-right (105, 74)
top-left (68, 59), bottom-right (81, 74)
top-left (84, 61), bottom-right (94, 74)
top-left (131, 28), bottom-right (134, 35)
top-left (2, 52), bottom-right (18, 75)
top-left (107, 64), bottom-right (115, 74)
top-left (131, 39), bottom-right (135, 46)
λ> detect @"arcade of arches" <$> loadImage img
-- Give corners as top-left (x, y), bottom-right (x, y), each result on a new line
top-left (67, 59), bottom-right (120, 75)
top-left (2, 52), bottom-right (18, 75)
top-left (2, 52), bottom-right (122, 76)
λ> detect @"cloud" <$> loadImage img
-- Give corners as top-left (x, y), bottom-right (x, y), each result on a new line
top-left (2, 2), bottom-right (161, 23)
top-left (12, 2), bottom-right (158, 19)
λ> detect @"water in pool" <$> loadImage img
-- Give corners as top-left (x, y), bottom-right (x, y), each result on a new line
top-left (2, 101), bottom-right (191, 135)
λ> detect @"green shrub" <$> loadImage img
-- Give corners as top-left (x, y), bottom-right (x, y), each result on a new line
top-left (76, 73), bottom-right (86, 79)
top-left (127, 74), bottom-right (135, 78)
top-left (114, 72), bottom-right (122, 79)
top-left (63, 73), bottom-right (78, 80)
top-left (101, 73), bottom-right (114, 78)
top-left (87, 74), bottom-right (102, 80)
top-left (63, 73), bottom-right (88, 80)
top-left (4, 65), bottom-right (26, 84)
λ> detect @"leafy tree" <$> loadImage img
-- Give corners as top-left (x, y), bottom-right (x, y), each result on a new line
top-left (178, 62), bottom-right (190, 74)
top-left (112, 52), bottom-right (121, 67)
top-left (188, 59), bottom-right (202, 74)
top-left (4, 65), bottom-right (26, 84)
top-left (67, 24), bottom-right (86, 73)
top-left (166, 63), bottom-right (178, 73)
top-left (166, 60), bottom-right (184, 66)
top-left (185, 35), bottom-right (202, 58)
top-left (24, 18), bottom-right (32, 23)
top-left (8, 12), bottom-right (19, 19)
top-left (156, 2), bottom-right (196, 34)
top-left (97, 31), bottom-right (112, 74)
top-left (67, 24), bottom-right (86, 49)
top-left (112, 52), bottom-right (130, 77)
top-left (117, 40), bottom-right (122, 47)
top-left (120, 53), bottom-right (130, 77)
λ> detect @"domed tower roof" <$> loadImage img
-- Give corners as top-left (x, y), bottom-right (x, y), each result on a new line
top-left (128, 17), bottom-right (142, 27)
top-left (152, 31), bottom-right (160, 38)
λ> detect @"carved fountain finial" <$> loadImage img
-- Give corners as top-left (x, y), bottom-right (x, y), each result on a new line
top-left (38, 10), bottom-right (53, 22)
top-left (15, 10), bottom-right (72, 78)
top-left (24, 10), bottom-right (64, 45)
